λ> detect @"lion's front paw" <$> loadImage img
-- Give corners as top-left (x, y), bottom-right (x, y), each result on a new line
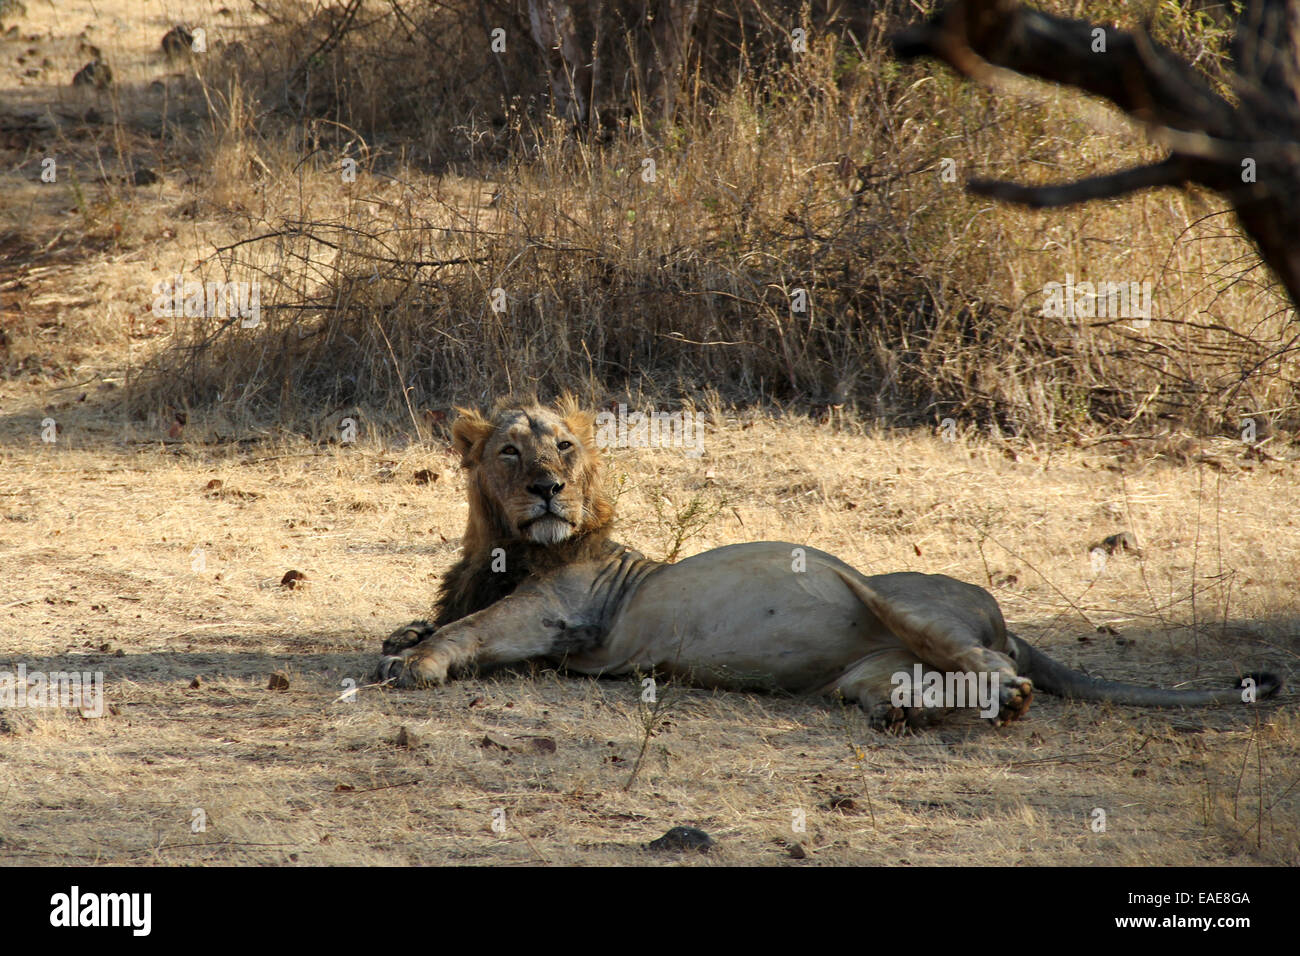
top-left (994, 675), bottom-right (1034, 726)
top-left (373, 643), bottom-right (450, 688)
top-left (382, 620), bottom-right (437, 656)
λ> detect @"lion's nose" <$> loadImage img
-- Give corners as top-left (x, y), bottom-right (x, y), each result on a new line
top-left (529, 479), bottom-right (565, 501)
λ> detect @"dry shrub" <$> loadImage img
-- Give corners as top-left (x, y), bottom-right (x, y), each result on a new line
top-left (135, 0), bottom-right (1299, 439)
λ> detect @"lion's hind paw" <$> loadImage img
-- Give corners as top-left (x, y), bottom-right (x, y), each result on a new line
top-left (994, 675), bottom-right (1034, 726)
top-left (866, 703), bottom-right (911, 734)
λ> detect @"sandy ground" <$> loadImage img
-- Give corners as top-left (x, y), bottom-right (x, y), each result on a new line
top-left (0, 404), bottom-right (1296, 865)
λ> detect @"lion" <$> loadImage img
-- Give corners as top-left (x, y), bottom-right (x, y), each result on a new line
top-left (374, 395), bottom-right (1281, 728)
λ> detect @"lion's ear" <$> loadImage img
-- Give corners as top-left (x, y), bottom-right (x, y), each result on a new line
top-left (451, 407), bottom-right (494, 464)
top-left (555, 392), bottom-right (595, 445)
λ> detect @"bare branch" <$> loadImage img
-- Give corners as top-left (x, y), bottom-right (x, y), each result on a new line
top-left (968, 158), bottom-right (1191, 207)
top-left (893, 0), bottom-right (1239, 136)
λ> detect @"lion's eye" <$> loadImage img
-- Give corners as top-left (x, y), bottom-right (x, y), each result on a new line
top-left (557, 440), bottom-right (573, 451)
top-left (500, 445), bottom-right (520, 457)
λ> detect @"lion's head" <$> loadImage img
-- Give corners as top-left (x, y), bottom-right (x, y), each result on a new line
top-left (430, 394), bottom-right (617, 626)
top-left (450, 394), bottom-right (614, 554)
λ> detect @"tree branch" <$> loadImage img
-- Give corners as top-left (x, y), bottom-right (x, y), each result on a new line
top-left (892, 0), bottom-right (1300, 309)
top-left (968, 158), bottom-right (1191, 207)
top-left (892, 0), bottom-right (1239, 136)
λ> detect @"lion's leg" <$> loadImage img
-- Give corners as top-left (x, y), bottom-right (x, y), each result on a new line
top-left (374, 590), bottom-right (599, 688)
top-left (826, 649), bottom-right (953, 732)
top-left (835, 571), bottom-right (1034, 724)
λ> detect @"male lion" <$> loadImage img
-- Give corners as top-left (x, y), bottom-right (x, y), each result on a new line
top-left (374, 396), bottom-right (1280, 728)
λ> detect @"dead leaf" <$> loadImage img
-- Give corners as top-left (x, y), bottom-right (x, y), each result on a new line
top-left (206, 486), bottom-right (263, 501)
top-left (1089, 531), bottom-right (1141, 556)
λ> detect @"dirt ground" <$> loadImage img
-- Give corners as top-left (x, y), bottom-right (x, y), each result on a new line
top-left (1, 0), bottom-right (1297, 866)
top-left (0, 405), bottom-right (1296, 865)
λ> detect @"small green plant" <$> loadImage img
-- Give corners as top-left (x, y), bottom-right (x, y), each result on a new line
top-left (835, 693), bottom-right (878, 829)
top-left (624, 671), bottom-right (674, 792)
top-left (66, 168), bottom-right (91, 229)
top-left (651, 487), bottom-right (730, 564)
top-left (604, 465), bottom-right (629, 512)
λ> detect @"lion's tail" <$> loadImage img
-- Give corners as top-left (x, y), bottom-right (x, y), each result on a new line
top-left (1010, 633), bottom-right (1282, 707)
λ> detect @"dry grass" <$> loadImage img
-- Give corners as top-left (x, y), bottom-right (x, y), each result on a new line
top-left (3, 1), bottom-right (1296, 438)
top-left (135, 0), bottom-right (1296, 438)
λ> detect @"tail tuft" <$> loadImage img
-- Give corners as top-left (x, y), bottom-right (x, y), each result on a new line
top-left (1240, 672), bottom-right (1283, 699)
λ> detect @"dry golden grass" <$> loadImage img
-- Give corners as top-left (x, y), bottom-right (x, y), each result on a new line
top-left (1, 401), bottom-right (1296, 865)
top-left (5, 1), bottom-right (1294, 438)
top-left (149, 26), bottom-right (1294, 437)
